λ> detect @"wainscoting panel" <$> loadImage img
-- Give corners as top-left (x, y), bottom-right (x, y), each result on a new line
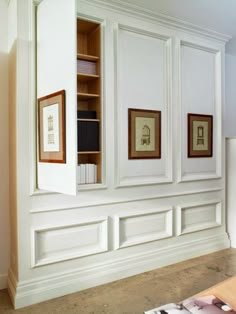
top-left (115, 23), bottom-right (172, 187)
top-left (114, 208), bottom-right (173, 249)
top-left (176, 200), bottom-right (222, 235)
top-left (10, 0), bottom-right (229, 309)
top-left (32, 218), bottom-right (108, 267)
top-left (178, 40), bottom-right (222, 182)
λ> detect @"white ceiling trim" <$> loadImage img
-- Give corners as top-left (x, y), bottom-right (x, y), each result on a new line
top-left (81, 0), bottom-right (231, 43)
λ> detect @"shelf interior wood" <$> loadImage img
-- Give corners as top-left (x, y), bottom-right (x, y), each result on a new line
top-left (77, 92), bottom-right (100, 100)
top-left (78, 118), bottom-right (100, 122)
top-left (77, 53), bottom-right (99, 61)
top-left (77, 18), bottom-right (102, 184)
top-left (78, 151), bottom-right (100, 154)
top-left (77, 73), bottom-right (99, 82)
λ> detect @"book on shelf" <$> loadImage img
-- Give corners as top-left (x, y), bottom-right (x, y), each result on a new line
top-left (77, 164), bottom-right (97, 185)
top-left (144, 295), bottom-right (236, 314)
top-left (77, 59), bottom-right (97, 75)
top-left (77, 120), bottom-right (99, 152)
top-left (77, 110), bottom-right (97, 119)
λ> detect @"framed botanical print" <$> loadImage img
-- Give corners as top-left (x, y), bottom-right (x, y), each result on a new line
top-left (128, 108), bottom-right (161, 159)
top-left (188, 113), bottom-right (213, 158)
top-left (38, 90), bottom-right (66, 163)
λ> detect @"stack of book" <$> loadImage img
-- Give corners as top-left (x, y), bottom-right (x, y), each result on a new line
top-left (144, 295), bottom-right (236, 313)
top-left (77, 164), bottom-right (97, 185)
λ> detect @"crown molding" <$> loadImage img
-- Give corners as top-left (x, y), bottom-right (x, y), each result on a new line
top-left (33, 0), bottom-right (43, 5)
top-left (5, 0), bottom-right (42, 7)
top-left (80, 0), bottom-right (231, 43)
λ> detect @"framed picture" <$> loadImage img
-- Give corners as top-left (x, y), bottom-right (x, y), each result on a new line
top-left (128, 108), bottom-right (161, 159)
top-left (38, 90), bottom-right (66, 163)
top-left (188, 113), bottom-right (213, 158)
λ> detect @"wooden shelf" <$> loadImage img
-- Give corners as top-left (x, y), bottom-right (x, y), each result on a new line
top-left (78, 151), bottom-right (100, 154)
top-left (77, 19), bottom-right (99, 34)
top-left (77, 73), bottom-right (99, 82)
top-left (78, 118), bottom-right (100, 122)
top-left (77, 92), bottom-right (100, 100)
top-left (77, 18), bottom-right (102, 184)
top-left (77, 53), bottom-right (99, 61)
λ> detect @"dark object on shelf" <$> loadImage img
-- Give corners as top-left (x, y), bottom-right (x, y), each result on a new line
top-left (77, 110), bottom-right (97, 119)
top-left (78, 121), bottom-right (99, 151)
top-left (77, 60), bottom-right (97, 75)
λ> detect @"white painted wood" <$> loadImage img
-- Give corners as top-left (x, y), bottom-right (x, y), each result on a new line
top-left (114, 208), bottom-right (173, 249)
top-left (178, 40), bottom-right (223, 181)
top-left (225, 55), bottom-right (236, 137)
top-left (176, 200), bottom-right (222, 235)
top-left (226, 138), bottom-right (236, 247)
top-left (30, 187), bottom-right (223, 213)
top-left (115, 24), bottom-right (172, 186)
top-left (81, 0), bottom-right (230, 44)
top-left (32, 218), bottom-right (108, 266)
top-left (37, 0), bottom-right (77, 195)
top-left (9, 0), bottom-right (228, 309)
top-left (10, 233), bottom-right (229, 309)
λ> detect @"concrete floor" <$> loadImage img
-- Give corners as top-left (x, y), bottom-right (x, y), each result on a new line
top-left (1, 248), bottom-right (236, 314)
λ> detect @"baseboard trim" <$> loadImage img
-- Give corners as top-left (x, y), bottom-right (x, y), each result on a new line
top-left (0, 273), bottom-right (7, 290)
top-left (228, 233), bottom-right (236, 248)
top-left (7, 269), bottom-right (17, 308)
top-left (10, 233), bottom-right (230, 309)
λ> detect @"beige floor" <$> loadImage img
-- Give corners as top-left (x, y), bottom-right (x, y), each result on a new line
top-left (1, 248), bottom-right (236, 314)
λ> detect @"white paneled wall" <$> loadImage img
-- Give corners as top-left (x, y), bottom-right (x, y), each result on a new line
top-left (8, 0), bottom-right (229, 309)
top-left (32, 218), bottom-right (108, 267)
top-left (225, 55), bottom-right (236, 248)
top-left (179, 42), bottom-right (222, 181)
top-left (176, 200), bottom-right (222, 235)
top-left (116, 25), bottom-right (172, 186)
top-left (114, 208), bottom-right (173, 249)
top-left (225, 54), bottom-right (236, 137)
top-left (226, 138), bottom-right (236, 247)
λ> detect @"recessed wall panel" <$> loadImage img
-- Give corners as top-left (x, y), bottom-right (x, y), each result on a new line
top-left (32, 218), bottom-right (108, 267)
top-left (180, 42), bottom-right (221, 181)
top-left (116, 25), bottom-right (172, 186)
top-left (177, 201), bottom-right (222, 235)
top-left (115, 208), bottom-right (173, 249)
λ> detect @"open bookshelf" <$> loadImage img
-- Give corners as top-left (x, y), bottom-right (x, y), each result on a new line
top-left (77, 18), bottom-right (102, 185)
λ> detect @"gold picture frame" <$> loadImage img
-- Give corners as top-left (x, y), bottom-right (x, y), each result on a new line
top-left (128, 108), bottom-right (161, 159)
top-left (38, 90), bottom-right (66, 163)
top-left (188, 113), bottom-right (213, 158)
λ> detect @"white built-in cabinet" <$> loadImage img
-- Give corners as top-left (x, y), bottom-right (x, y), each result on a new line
top-left (37, 0), bottom-right (77, 195)
top-left (8, 0), bottom-right (231, 309)
top-left (37, 0), bottom-right (104, 194)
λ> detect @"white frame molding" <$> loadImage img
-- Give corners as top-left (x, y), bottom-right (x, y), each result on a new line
top-left (115, 23), bottom-right (173, 187)
top-left (114, 207), bottom-right (173, 249)
top-left (31, 217), bottom-right (108, 267)
top-left (176, 39), bottom-right (223, 182)
top-left (176, 200), bottom-right (222, 236)
top-left (9, 232), bottom-right (229, 309)
top-left (30, 186), bottom-right (223, 213)
top-left (80, 0), bottom-right (231, 44)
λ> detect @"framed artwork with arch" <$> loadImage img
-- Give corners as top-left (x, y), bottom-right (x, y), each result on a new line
top-left (188, 113), bottom-right (213, 158)
top-left (128, 108), bottom-right (161, 159)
